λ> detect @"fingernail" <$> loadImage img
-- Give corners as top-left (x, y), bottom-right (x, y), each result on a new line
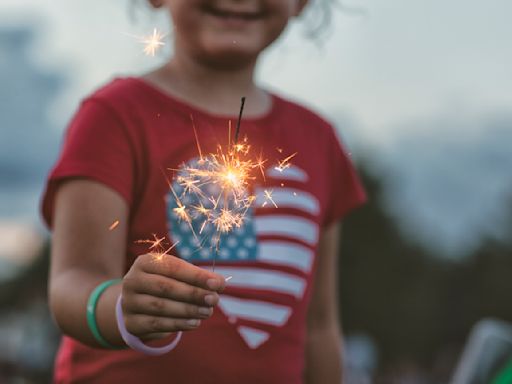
top-left (186, 319), bottom-right (200, 327)
top-left (198, 307), bottom-right (211, 316)
top-left (206, 279), bottom-right (220, 290)
top-left (204, 294), bottom-right (217, 306)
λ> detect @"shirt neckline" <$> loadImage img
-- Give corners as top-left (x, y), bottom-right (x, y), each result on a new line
top-left (125, 76), bottom-right (281, 125)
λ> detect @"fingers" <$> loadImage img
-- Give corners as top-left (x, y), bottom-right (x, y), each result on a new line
top-left (121, 253), bottom-right (227, 338)
top-left (124, 273), bottom-right (219, 307)
top-left (139, 253), bottom-right (226, 292)
top-left (123, 293), bottom-right (213, 319)
top-left (124, 314), bottom-right (202, 335)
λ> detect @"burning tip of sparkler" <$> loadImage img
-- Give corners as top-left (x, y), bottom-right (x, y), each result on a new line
top-left (109, 220), bottom-right (120, 231)
top-left (225, 276), bottom-right (233, 282)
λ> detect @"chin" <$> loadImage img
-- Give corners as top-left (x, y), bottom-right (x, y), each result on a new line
top-left (198, 45), bottom-right (261, 70)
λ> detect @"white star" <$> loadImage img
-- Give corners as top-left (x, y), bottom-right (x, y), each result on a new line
top-left (237, 248), bottom-right (249, 259)
top-left (200, 248), bottom-right (210, 259)
top-left (227, 237), bottom-right (238, 248)
top-left (220, 248), bottom-right (230, 259)
top-left (180, 247), bottom-right (192, 258)
top-left (244, 237), bottom-right (256, 248)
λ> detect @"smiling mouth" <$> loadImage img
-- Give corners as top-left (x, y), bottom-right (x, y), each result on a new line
top-left (202, 5), bottom-right (264, 21)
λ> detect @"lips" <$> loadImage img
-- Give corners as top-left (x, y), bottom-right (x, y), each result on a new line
top-left (202, 5), bottom-right (264, 21)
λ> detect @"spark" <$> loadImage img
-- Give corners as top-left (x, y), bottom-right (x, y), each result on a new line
top-left (193, 203), bottom-right (211, 217)
top-left (274, 152), bottom-right (297, 172)
top-left (173, 204), bottom-right (191, 223)
top-left (136, 234), bottom-right (165, 251)
top-left (190, 114), bottom-right (203, 161)
top-left (136, 234), bottom-right (179, 262)
top-left (140, 28), bottom-right (166, 56)
top-left (109, 220), bottom-right (120, 231)
top-left (262, 189), bottom-right (278, 208)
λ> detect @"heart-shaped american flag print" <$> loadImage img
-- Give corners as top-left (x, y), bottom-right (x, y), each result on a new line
top-left (167, 159), bottom-right (319, 349)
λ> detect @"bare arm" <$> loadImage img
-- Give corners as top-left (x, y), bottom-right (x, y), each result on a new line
top-left (49, 179), bottom-right (225, 348)
top-left (304, 222), bottom-right (343, 383)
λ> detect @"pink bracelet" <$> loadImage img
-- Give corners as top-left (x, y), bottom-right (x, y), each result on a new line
top-left (115, 294), bottom-right (182, 355)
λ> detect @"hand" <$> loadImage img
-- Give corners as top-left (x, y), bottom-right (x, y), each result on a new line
top-left (121, 253), bottom-right (225, 340)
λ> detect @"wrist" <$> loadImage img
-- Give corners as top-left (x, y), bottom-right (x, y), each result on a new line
top-left (94, 279), bottom-right (125, 347)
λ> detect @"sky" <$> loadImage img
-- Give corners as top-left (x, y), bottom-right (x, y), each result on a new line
top-left (0, 0), bottom-right (511, 258)
top-left (0, 0), bottom-right (510, 141)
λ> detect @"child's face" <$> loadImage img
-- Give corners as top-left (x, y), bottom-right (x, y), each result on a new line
top-left (162, 0), bottom-right (305, 68)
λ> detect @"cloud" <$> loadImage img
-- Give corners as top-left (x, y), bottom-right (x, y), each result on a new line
top-left (376, 109), bottom-right (512, 257)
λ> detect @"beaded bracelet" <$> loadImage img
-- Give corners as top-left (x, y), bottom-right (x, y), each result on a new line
top-left (115, 294), bottom-right (183, 355)
top-left (86, 279), bottom-right (125, 349)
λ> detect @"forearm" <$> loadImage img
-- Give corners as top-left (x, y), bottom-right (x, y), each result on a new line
top-left (49, 269), bottom-right (124, 348)
top-left (305, 324), bottom-right (343, 384)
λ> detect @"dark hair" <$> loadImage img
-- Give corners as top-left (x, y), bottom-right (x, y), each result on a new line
top-left (301, 0), bottom-right (368, 40)
top-left (127, 0), bottom-right (367, 41)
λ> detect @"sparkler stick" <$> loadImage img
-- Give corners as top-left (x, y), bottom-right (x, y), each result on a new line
top-left (211, 97), bottom-right (246, 271)
top-left (234, 97), bottom-right (245, 144)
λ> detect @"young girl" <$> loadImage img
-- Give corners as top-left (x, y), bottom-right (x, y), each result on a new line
top-left (42, 0), bottom-right (366, 382)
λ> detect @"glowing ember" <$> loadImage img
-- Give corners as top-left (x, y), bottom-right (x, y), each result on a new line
top-left (109, 220), bottom-right (120, 231)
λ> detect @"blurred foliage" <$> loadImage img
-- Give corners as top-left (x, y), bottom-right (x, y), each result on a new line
top-left (340, 161), bottom-right (512, 376)
top-left (0, 242), bottom-right (50, 309)
top-left (0, 242), bottom-right (57, 383)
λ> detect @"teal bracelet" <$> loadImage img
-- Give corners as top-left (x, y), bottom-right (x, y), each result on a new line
top-left (86, 278), bottom-right (124, 349)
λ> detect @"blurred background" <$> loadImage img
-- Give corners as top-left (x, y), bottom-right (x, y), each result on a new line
top-left (0, 0), bottom-right (511, 382)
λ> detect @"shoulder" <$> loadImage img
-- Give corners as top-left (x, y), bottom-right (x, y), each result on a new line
top-left (75, 76), bottom-right (166, 134)
top-left (65, 77), bottom-right (152, 147)
top-left (85, 77), bottom-right (146, 110)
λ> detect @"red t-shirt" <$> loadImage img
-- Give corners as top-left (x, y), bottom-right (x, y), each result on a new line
top-left (41, 77), bottom-right (366, 384)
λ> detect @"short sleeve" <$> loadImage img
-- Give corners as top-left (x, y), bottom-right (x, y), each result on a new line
top-left (323, 126), bottom-right (366, 226)
top-left (41, 98), bottom-right (136, 228)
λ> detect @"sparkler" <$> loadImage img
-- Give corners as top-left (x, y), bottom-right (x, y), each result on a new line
top-left (166, 98), bottom-right (277, 269)
top-left (169, 100), bottom-right (258, 241)
top-left (166, 97), bottom-right (299, 273)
